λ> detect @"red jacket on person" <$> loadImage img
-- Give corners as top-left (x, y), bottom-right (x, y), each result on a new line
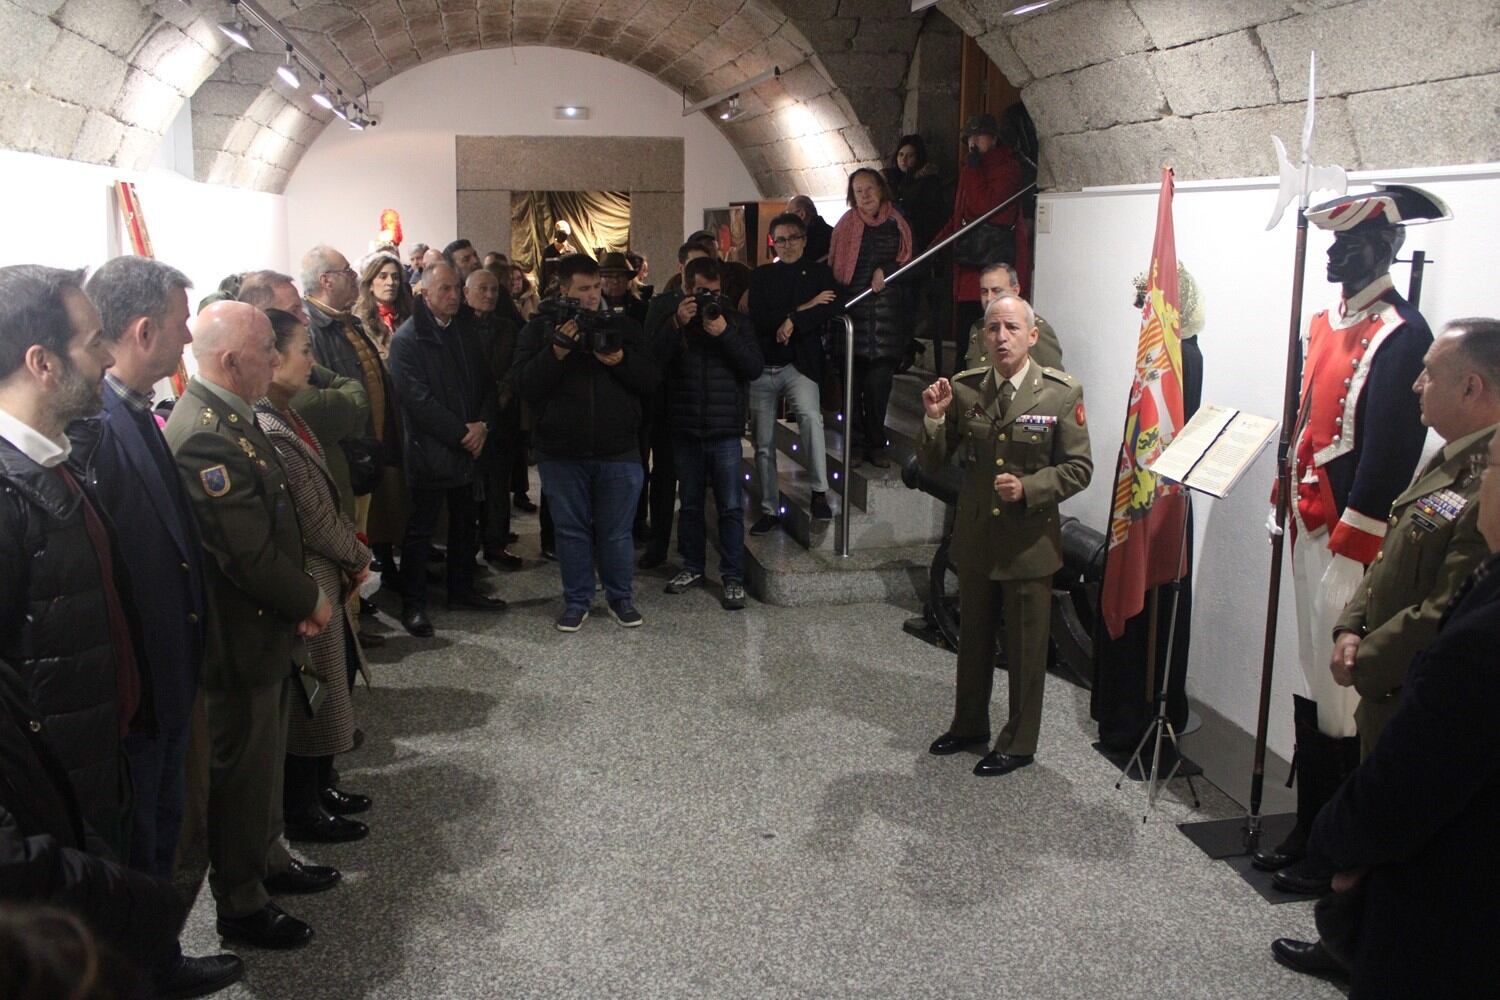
top-left (934, 144), bottom-right (1030, 301)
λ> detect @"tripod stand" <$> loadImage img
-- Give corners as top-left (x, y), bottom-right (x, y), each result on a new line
top-left (1115, 493), bottom-right (1200, 820)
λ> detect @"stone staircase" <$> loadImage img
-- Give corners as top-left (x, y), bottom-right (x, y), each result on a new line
top-left (722, 367), bottom-right (949, 607)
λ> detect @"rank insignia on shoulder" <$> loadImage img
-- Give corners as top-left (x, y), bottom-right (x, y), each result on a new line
top-left (227, 412), bottom-right (239, 424)
top-left (954, 366), bottom-right (988, 381)
top-left (200, 464), bottom-right (230, 497)
top-left (199, 407), bottom-right (215, 426)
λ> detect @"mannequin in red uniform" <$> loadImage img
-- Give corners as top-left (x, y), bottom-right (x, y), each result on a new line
top-left (1255, 185), bottom-right (1449, 892)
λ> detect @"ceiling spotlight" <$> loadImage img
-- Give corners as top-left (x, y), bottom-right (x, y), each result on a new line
top-left (552, 105), bottom-right (590, 120)
top-left (311, 74), bottom-right (333, 110)
top-left (276, 45), bottom-right (300, 88)
top-left (332, 91), bottom-right (348, 121)
top-left (217, 0), bottom-right (252, 48)
top-left (718, 95), bottom-right (745, 121)
top-left (347, 113), bottom-right (365, 132)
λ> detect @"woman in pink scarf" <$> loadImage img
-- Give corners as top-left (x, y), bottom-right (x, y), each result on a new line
top-left (828, 168), bottom-right (914, 468)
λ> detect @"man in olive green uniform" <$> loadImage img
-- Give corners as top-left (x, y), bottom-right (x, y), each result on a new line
top-left (1333, 320), bottom-right (1500, 756)
top-left (1271, 318), bottom-right (1500, 977)
top-left (963, 262), bottom-right (1063, 372)
top-left (920, 294), bottom-right (1092, 775)
top-left (166, 302), bottom-right (334, 949)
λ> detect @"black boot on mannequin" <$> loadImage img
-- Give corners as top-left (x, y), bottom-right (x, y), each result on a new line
top-left (1252, 695), bottom-right (1322, 871)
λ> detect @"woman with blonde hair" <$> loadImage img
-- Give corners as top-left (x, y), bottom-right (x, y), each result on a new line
top-left (509, 263), bottom-right (540, 321)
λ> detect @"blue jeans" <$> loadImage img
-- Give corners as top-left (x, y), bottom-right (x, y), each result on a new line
top-left (673, 432), bottom-right (746, 583)
top-left (539, 459), bottom-right (644, 609)
top-left (749, 366), bottom-right (827, 515)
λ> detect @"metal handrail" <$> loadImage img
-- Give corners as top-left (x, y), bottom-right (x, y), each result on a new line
top-left (833, 182), bottom-right (1039, 557)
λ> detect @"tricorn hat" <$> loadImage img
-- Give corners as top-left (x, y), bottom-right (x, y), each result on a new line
top-left (1308, 184), bottom-right (1452, 232)
top-left (961, 113), bottom-right (1000, 139)
top-left (598, 251), bottom-right (634, 274)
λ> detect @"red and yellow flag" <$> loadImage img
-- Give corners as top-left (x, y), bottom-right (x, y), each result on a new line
top-left (1100, 168), bottom-right (1188, 639)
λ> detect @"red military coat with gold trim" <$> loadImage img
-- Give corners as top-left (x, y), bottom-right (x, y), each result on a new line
top-left (1290, 275), bottom-right (1432, 565)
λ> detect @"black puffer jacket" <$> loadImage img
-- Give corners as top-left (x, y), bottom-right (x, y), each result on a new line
top-left (840, 216), bottom-right (913, 362)
top-left (0, 439), bottom-right (136, 843)
top-left (656, 309), bottom-right (764, 439)
top-left (0, 658), bottom-right (182, 985)
top-left (511, 311), bottom-right (660, 460)
top-left (387, 298), bottom-right (496, 490)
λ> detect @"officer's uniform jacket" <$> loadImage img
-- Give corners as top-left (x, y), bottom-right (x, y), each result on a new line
top-left (165, 378), bottom-right (321, 691)
top-left (1291, 275), bottom-right (1431, 564)
top-left (1335, 425), bottom-right (1495, 742)
top-left (918, 360), bottom-right (1092, 580)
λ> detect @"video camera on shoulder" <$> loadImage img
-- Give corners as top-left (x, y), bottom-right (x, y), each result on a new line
top-left (539, 296), bottom-right (626, 355)
top-left (690, 289), bottom-right (725, 326)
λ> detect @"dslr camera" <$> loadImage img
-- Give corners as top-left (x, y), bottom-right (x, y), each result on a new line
top-left (690, 289), bottom-right (725, 326)
top-left (539, 296), bottom-right (626, 354)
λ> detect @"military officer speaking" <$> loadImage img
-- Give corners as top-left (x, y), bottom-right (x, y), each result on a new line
top-left (1272, 317), bottom-right (1500, 975)
top-left (919, 294), bottom-right (1092, 775)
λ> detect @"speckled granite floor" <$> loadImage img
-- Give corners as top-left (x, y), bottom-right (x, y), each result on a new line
top-left (178, 544), bottom-right (1340, 1000)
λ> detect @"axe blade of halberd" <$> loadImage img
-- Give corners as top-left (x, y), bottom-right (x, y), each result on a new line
top-left (1264, 136), bottom-right (1349, 231)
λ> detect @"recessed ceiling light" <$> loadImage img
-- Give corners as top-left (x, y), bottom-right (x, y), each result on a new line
top-left (552, 105), bottom-right (590, 120)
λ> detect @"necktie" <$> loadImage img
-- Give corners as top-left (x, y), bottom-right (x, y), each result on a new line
top-left (999, 379), bottom-right (1016, 419)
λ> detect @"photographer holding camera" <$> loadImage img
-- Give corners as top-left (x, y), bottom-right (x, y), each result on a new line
top-left (656, 258), bottom-right (764, 610)
top-left (512, 254), bottom-right (660, 631)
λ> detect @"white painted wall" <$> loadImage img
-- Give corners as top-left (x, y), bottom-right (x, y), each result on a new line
top-left (1035, 163), bottom-right (1500, 766)
top-left (0, 148), bottom-right (288, 301)
top-left (283, 46), bottom-right (761, 269)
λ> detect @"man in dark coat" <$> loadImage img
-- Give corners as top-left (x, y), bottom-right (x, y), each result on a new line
top-left (75, 257), bottom-right (205, 882)
top-left (745, 213), bottom-right (839, 531)
top-left (0, 654), bottom-right (244, 997)
top-left (0, 265), bottom-right (240, 995)
top-left (788, 195), bottom-right (834, 265)
top-left (0, 265), bottom-right (138, 859)
top-left (1287, 429), bottom-right (1500, 998)
top-left (512, 254), bottom-right (660, 632)
top-left (387, 262), bottom-right (504, 637)
top-left (655, 258), bottom-right (763, 610)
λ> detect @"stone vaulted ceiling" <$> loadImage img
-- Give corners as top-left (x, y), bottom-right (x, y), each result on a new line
top-left (0, 0), bottom-right (1495, 197)
top-left (0, 0), bottom-right (923, 197)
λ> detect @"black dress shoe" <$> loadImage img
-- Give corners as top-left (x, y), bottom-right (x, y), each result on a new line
top-left (928, 732), bottom-right (991, 756)
top-left (1273, 856), bottom-right (1333, 895)
top-left (284, 811), bottom-right (369, 843)
top-left (485, 548), bottom-right (524, 570)
top-left (513, 494), bottom-right (538, 512)
top-left (540, 547), bottom-right (558, 561)
top-left (973, 751), bottom-right (1034, 776)
top-left (638, 547), bottom-right (668, 569)
top-left (356, 630), bottom-right (386, 648)
top-left (155, 953), bottom-right (245, 999)
top-left (401, 607), bottom-right (434, 638)
top-left (264, 857), bottom-right (342, 894)
top-left (447, 591), bottom-right (507, 611)
top-left (321, 786), bottom-right (371, 815)
top-left (216, 902), bottom-right (313, 950)
top-left (1271, 938), bottom-right (1348, 982)
top-left (867, 448), bottom-right (891, 469)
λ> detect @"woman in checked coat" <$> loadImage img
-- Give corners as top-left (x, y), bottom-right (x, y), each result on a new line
top-left (258, 308), bottom-right (374, 844)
